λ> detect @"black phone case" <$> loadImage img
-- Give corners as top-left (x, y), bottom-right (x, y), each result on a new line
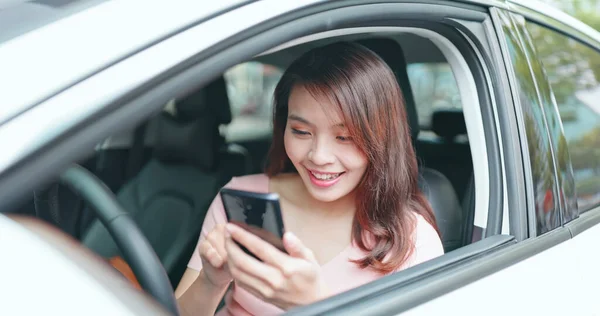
top-left (219, 188), bottom-right (286, 260)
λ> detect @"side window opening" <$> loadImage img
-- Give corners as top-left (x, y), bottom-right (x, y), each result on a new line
top-left (408, 62), bottom-right (463, 133)
top-left (221, 62), bottom-right (284, 143)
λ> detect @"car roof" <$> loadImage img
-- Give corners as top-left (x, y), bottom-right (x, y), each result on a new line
top-left (0, 0), bottom-right (246, 125)
top-left (0, 0), bottom-right (110, 45)
top-left (0, 0), bottom-right (598, 127)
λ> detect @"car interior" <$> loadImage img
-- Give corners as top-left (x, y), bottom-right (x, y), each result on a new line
top-left (10, 31), bottom-right (476, 297)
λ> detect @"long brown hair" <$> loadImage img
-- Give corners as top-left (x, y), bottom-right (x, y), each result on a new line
top-left (265, 41), bottom-right (439, 273)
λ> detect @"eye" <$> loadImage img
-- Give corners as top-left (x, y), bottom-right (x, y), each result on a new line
top-left (291, 128), bottom-right (310, 136)
top-left (337, 135), bottom-right (352, 142)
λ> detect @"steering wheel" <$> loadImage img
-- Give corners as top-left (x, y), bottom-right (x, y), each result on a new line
top-left (36, 164), bottom-right (180, 315)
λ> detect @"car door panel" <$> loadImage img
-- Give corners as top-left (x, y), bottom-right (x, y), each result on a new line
top-left (404, 227), bottom-right (584, 315)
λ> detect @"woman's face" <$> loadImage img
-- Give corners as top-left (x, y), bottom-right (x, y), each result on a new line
top-left (284, 85), bottom-right (368, 203)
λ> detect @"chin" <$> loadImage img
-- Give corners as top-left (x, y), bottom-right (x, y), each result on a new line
top-left (307, 189), bottom-right (344, 203)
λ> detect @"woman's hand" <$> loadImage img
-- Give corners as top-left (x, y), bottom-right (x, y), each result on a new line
top-left (198, 224), bottom-right (233, 288)
top-left (224, 223), bottom-right (330, 310)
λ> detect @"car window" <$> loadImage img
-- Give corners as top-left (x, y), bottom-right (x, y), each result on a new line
top-left (526, 22), bottom-right (600, 213)
top-left (501, 17), bottom-right (562, 235)
top-left (221, 62), bottom-right (284, 142)
top-left (407, 63), bottom-right (462, 130)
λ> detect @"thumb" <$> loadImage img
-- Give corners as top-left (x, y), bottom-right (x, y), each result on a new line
top-left (283, 231), bottom-right (317, 263)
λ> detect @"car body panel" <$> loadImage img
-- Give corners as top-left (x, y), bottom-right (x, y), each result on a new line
top-left (0, 0), bottom-right (245, 124)
top-left (403, 227), bottom-right (589, 315)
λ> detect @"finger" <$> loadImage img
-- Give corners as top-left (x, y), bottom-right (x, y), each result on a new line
top-left (241, 285), bottom-right (289, 310)
top-left (229, 221), bottom-right (286, 253)
top-left (283, 231), bottom-right (317, 263)
top-left (225, 235), bottom-right (285, 289)
top-left (207, 225), bottom-right (228, 260)
top-left (226, 223), bottom-right (290, 267)
top-left (199, 242), bottom-right (224, 268)
top-left (229, 263), bottom-right (276, 301)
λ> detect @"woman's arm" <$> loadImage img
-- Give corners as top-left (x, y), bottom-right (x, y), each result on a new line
top-left (176, 268), bottom-right (229, 316)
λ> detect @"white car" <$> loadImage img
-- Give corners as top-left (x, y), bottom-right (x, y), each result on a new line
top-left (1, 0), bottom-right (600, 315)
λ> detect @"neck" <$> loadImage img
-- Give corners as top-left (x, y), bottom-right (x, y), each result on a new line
top-left (275, 173), bottom-right (357, 218)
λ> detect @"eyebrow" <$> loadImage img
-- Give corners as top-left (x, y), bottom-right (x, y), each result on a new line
top-left (288, 114), bottom-right (345, 128)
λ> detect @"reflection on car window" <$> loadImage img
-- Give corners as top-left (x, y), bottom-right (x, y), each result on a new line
top-left (501, 12), bottom-right (561, 235)
top-left (526, 22), bottom-right (600, 212)
top-left (407, 63), bottom-right (462, 129)
top-left (221, 62), bottom-right (283, 142)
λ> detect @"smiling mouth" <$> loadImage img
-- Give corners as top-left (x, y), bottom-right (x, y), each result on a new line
top-left (309, 170), bottom-right (345, 180)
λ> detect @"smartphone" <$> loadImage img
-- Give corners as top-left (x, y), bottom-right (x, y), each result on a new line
top-left (219, 188), bottom-right (286, 260)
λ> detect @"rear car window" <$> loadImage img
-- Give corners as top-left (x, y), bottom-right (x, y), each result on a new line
top-left (221, 62), bottom-right (283, 142)
top-left (527, 21), bottom-right (600, 212)
top-left (407, 62), bottom-right (462, 130)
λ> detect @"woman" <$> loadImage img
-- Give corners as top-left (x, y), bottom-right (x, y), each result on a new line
top-left (176, 41), bottom-right (444, 316)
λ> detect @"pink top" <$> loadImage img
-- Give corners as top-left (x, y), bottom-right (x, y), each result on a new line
top-left (188, 174), bottom-right (443, 316)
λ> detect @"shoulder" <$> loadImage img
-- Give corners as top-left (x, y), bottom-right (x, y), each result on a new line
top-left (407, 212), bottom-right (444, 266)
top-left (412, 213), bottom-right (441, 246)
top-left (225, 174), bottom-right (270, 192)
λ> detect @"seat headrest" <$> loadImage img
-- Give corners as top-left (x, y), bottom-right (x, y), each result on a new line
top-left (152, 77), bottom-right (231, 170)
top-left (175, 77), bottom-right (232, 124)
top-left (356, 38), bottom-right (420, 142)
top-left (431, 109), bottom-right (467, 140)
top-left (152, 114), bottom-right (221, 171)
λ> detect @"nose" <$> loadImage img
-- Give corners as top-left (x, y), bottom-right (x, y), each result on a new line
top-left (308, 137), bottom-right (335, 165)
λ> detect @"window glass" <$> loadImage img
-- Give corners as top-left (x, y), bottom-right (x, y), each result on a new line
top-left (500, 11), bottom-right (561, 234)
top-left (407, 63), bottom-right (462, 130)
top-left (221, 62), bottom-right (284, 142)
top-left (526, 22), bottom-right (600, 212)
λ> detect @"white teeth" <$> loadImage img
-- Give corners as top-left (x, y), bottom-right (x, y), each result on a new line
top-left (311, 172), bottom-right (341, 180)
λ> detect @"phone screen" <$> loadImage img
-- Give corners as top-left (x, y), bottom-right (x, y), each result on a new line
top-left (220, 189), bottom-right (286, 259)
